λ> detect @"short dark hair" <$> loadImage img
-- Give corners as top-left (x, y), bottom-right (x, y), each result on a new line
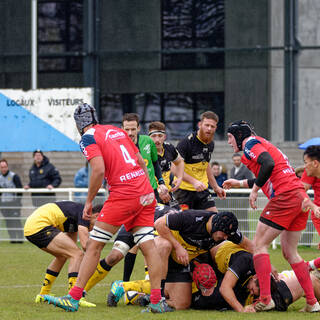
top-left (200, 111), bottom-right (219, 123)
top-left (232, 153), bottom-right (241, 158)
top-left (211, 161), bottom-right (220, 167)
top-left (148, 121), bottom-right (166, 132)
top-left (304, 145), bottom-right (320, 162)
top-left (122, 113), bottom-right (140, 125)
top-left (33, 149), bottom-right (44, 157)
top-left (0, 159), bottom-right (8, 165)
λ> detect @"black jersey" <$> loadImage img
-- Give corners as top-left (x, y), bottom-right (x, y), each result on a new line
top-left (55, 201), bottom-right (89, 232)
top-left (166, 210), bottom-right (243, 250)
top-left (158, 142), bottom-right (180, 173)
top-left (176, 132), bottom-right (214, 191)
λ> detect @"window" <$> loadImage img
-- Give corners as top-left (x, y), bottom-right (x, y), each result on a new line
top-left (38, 1), bottom-right (83, 72)
top-left (162, 0), bottom-right (224, 69)
top-left (100, 92), bottom-right (224, 141)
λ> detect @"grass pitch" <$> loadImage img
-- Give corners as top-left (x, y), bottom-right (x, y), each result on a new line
top-left (1, 241), bottom-right (320, 320)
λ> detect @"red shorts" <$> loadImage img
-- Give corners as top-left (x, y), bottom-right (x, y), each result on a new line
top-left (97, 193), bottom-right (156, 231)
top-left (260, 188), bottom-right (309, 231)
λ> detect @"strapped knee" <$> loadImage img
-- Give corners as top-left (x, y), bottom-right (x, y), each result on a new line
top-left (112, 240), bottom-right (130, 256)
top-left (90, 226), bottom-right (113, 243)
top-left (132, 227), bottom-right (154, 246)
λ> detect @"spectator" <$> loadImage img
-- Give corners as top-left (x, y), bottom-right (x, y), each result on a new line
top-left (24, 150), bottom-right (62, 207)
top-left (73, 162), bottom-right (89, 203)
top-left (210, 161), bottom-right (227, 188)
top-left (0, 159), bottom-right (23, 243)
top-left (230, 153), bottom-right (254, 237)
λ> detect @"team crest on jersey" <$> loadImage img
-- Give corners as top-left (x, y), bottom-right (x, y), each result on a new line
top-left (143, 144), bottom-right (151, 153)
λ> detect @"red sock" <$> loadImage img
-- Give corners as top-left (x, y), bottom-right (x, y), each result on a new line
top-left (253, 253), bottom-right (271, 304)
top-left (291, 261), bottom-right (317, 305)
top-left (150, 289), bottom-right (161, 305)
top-left (68, 285), bottom-right (83, 301)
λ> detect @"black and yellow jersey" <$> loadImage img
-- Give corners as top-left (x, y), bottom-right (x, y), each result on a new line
top-left (24, 201), bottom-right (89, 236)
top-left (158, 142), bottom-right (180, 188)
top-left (176, 132), bottom-right (214, 191)
top-left (214, 241), bottom-right (255, 287)
top-left (166, 210), bottom-right (243, 263)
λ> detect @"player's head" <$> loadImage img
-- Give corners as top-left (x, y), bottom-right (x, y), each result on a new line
top-left (198, 111), bottom-right (219, 143)
top-left (122, 113), bottom-right (140, 144)
top-left (304, 145), bottom-right (320, 178)
top-left (210, 211), bottom-right (238, 240)
top-left (89, 203), bottom-right (103, 231)
top-left (192, 261), bottom-right (217, 296)
top-left (74, 103), bottom-right (98, 135)
top-left (227, 120), bottom-right (254, 152)
top-left (148, 121), bottom-right (166, 148)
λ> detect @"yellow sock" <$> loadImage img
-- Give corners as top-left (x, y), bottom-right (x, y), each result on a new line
top-left (68, 272), bottom-right (78, 290)
top-left (85, 261), bottom-right (110, 292)
top-left (39, 269), bottom-right (59, 295)
top-left (123, 279), bottom-right (151, 294)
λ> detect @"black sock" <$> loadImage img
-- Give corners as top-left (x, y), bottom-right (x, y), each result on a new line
top-left (100, 258), bottom-right (113, 271)
top-left (161, 279), bottom-right (166, 297)
top-left (123, 252), bottom-right (137, 281)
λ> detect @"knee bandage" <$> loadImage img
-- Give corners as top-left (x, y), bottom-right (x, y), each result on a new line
top-left (112, 240), bottom-right (131, 256)
top-left (90, 226), bottom-right (113, 243)
top-left (132, 227), bottom-right (154, 245)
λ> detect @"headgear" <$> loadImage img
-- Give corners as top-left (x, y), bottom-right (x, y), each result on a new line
top-left (227, 120), bottom-right (253, 151)
top-left (74, 103), bottom-right (98, 135)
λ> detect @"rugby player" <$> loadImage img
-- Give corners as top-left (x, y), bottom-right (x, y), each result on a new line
top-left (43, 103), bottom-right (173, 313)
top-left (24, 201), bottom-right (101, 307)
top-left (223, 120), bottom-right (320, 312)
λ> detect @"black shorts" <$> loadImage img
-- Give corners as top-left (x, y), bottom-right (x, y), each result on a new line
top-left (25, 226), bottom-right (60, 249)
top-left (272, 280), bottom-right (293, 311)
top-left (166, 256), bottom-right (192, 283)
top-left (114, 225), bottom-right (135, 249)
top-left (174, 189), bottom-right (216, 210)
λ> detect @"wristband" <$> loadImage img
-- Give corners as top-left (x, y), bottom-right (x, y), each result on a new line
top-left (158, 178), bottom-right (165, 185)
top-left (239, 180), bottom-right (244, 187)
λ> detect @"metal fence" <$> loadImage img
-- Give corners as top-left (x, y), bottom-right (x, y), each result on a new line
top-left (0, 188), bottom-right (317, 247)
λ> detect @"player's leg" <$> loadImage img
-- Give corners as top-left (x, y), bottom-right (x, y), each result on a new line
top-left (252, 221), bottom-right (281, 310)
top-left (281, 230), bottom-right (320, 311)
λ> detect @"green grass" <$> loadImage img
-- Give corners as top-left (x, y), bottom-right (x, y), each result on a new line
top-left (1, 242), bottom-right (320, 320)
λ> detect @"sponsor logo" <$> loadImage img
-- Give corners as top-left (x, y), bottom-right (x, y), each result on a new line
top-left (244, 147), bottom-right (256, 159)
top-left (105, 129), bottom-right (125, 140)
top-left (195, 216), bottom-right (204, 222)
top-left (143, 144), bottom-right (151, 153)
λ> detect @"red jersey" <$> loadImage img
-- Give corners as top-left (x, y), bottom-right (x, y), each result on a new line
top-left (241, 136), bottom-right (304, 199)
top-left (301, 170), bottom-right (320, 206)
top-left (79, 124), bottom-right (153, 200)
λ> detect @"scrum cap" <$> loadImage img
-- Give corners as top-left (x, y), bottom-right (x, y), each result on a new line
top-left (74, 103), bottom-right (98, 135)
top-left (211, 211), bottom-right (238, 236)
top-left (227, 120), bottom-right (253, 151)
top-left (192, 262), bottom-right (217, 290)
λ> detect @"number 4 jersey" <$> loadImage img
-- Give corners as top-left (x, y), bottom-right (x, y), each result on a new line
top-left (79, 124), bottom-right (153, 200)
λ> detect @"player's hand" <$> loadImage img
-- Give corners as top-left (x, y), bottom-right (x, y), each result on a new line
top-left (175, 246), bottom-right (189, 266)
top-left (83, 201), bottom-right (93, 220)
top-left (214, 186), bottom-right (226, 199)
top-left (244, 305), bottom-right (256, 313)
top-left (170, 177), bottom-right (182, 192)
top-left (192, 180), bottom-right (206, 192)
top-left (249, 190), bottom-right (258, 209)
top-left (222, 179), bottom-right (240, 189)
top-left (158, 184), bottom-right (171, 203)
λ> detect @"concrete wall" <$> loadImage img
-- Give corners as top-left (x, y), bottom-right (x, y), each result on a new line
top-left (224, 0), bottom-right (269, 138)
top-left (298, 0), bottom-right (320, 141)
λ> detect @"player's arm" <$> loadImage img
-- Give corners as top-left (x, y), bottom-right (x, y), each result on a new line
top-left (219, 270), bottom-right (245, 312)
top-left (239, 236), bottom-right (254, 253)
top-left (207, 164), bottom-right (226, 199)
top-left (154, 215), bottom-right (189, 265)
top-left (250, 152), bottom-right (274, 209)
top-left (170, 157), bottom-right (184, 192)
